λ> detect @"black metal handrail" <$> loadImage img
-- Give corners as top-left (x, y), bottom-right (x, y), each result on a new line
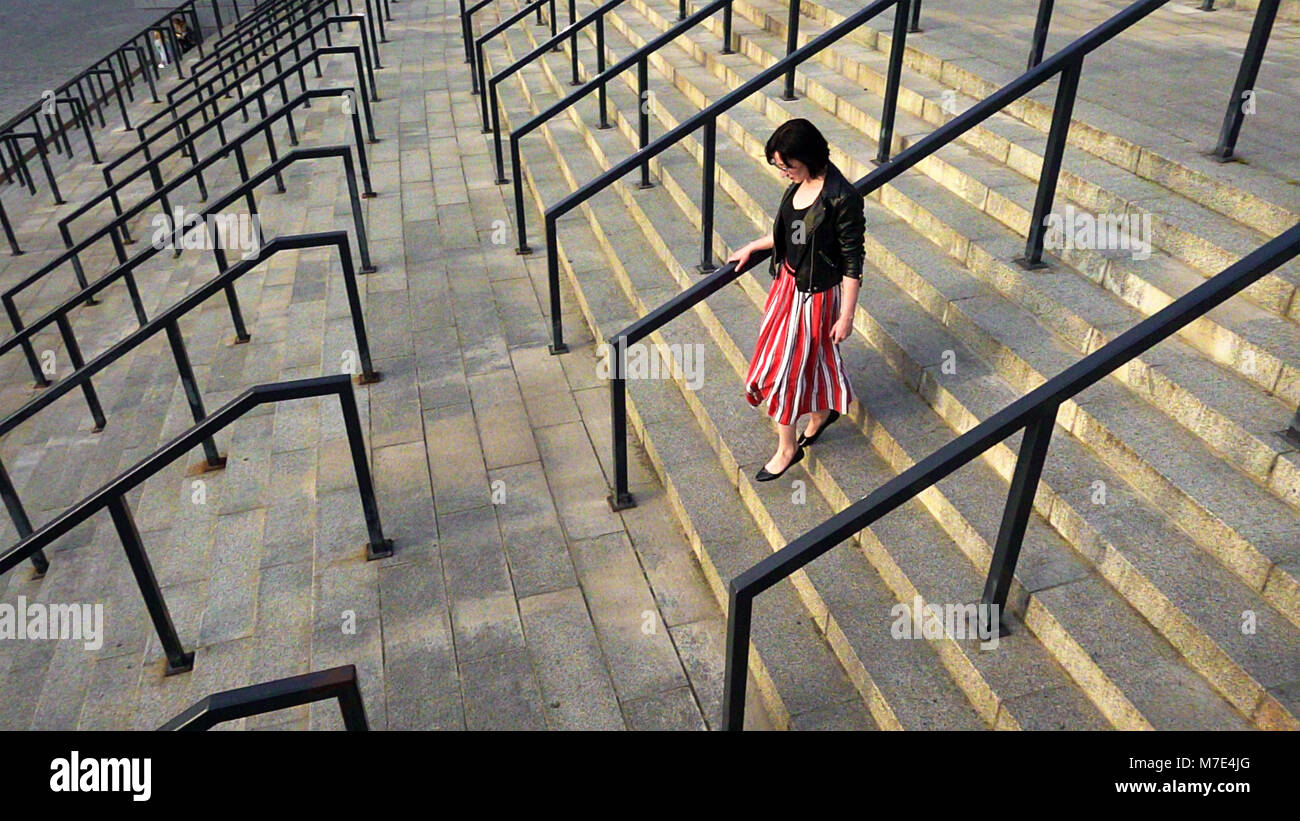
top-left (0, 371), bottom-right (391, 675)
top-left (487, 0), bottom-right (632, 183)
top-left (679, 0), bottom-right (1297, 729)
top-left (506, 0), bottom-right (737, 273)
top-left (166, 0), bottom-right (365, 112)
top-left (180, 0), bottom-right (340, 87)
top-left (528, 0), bottom-right (910, 354)
top-left (160, 665), bottom-right (370, 729)
top-left (4, 145), bottom-right (376, 389)
top-left (473, 0), bottom-right (551, 104)
top-left (64, 53), bottom-right (375, 248)
top-left (718, 223), bottom-right (1300, 728)
top-left (137, 13), bottom-right (378, 146)
top-left (0, 231), bottom-right (383, 588)
top-left (0, 0), bottom-right (214, 214)
top-left (600, 0), bottom-right (1184, 509)
top-left (0, 0), bottom-right (209, 140)
top-left (104, 23), bottom-right (378, 195)
top-left (0, 132), bottom-right (62, 206)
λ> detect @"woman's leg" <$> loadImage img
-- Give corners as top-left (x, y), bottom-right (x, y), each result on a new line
top-left (802, 409), bottom-right (831, 438)
top-left (764, 422), bottom-right (800, 474)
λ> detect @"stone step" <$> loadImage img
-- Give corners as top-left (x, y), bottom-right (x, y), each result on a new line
top-left (496, 23), bottom-right (884, 730)
top-left (0, 47), bottom-right (363, 257)
top-left (603, 0), bottom-right (1300, 516)
top-left (575, 0), bottom-right (1300, 630)
top-left (775, 0), bottom-right (1300, 241)
top-left (704, 0), bottom-right (1300, 321)
top-left (488, 1), bottom-right (1300, 732)
top-left (491, 4), bottom-right (1270, 729)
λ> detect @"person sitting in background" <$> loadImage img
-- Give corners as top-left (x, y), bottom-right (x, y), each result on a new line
top-left (171, 16), bottom-right (196, 55)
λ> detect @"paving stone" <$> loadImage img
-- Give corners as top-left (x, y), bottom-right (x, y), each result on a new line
top-left (518, 586), bottom-right (626, 730)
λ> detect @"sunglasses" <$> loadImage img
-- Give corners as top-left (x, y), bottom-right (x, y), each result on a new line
top-left (768, 158), bottom-right (800, 173)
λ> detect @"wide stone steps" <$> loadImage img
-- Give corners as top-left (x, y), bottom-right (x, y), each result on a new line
top-left (563, 0), bottom-right (1300, 642)
top-left (709, 0), bottom-right (1300, 317)
top-left (494, 24), bottom-right (1034, 729)
top-left (512, 0), bottom-right (1300, 727)
top-left (603, 0), bottom-right (1300, 517)
top-left (502, 77), bottom-right (881, 730)
top-left (0, 28), bottom-right (391, 729)
top-left (783, 0), bottom-right (1300, 242)
top-left (488, 1), bottom-right (1268, 732)
top-left (564, 0), bottom-right (1300, 685)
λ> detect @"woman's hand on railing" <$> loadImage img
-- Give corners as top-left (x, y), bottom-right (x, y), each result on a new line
top-left (727, 234), bottom-right (773, 272)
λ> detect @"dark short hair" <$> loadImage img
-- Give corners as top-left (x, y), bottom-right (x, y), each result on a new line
top-left (765, 118), bottom-right (830, 178)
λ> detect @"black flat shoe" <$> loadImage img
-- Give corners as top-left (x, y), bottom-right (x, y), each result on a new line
top-left (797, 411), bottom-right (840, 448)
top-left (755, 447), bottom-right (804, 482)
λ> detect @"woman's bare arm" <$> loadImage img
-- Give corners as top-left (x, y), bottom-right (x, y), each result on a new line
top-left (727, 233), bottom-right (774, 271)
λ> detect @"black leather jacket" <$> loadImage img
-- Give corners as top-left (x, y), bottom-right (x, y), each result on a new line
top-left (770, 161), bottom-right (866, 293)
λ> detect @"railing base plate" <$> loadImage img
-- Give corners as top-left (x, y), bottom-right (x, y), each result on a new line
top-left (607, 491), bottom-right (635, 511)
top-left (516, 246), bottom-right (533, 256)
top-left (1280, 427), bottom-right (1300, 449)
top-left (1013, 256), bottom-right (1050, 271)
top-left (1209, 148), bottom-right (1237, 164)
top-left (187, 455), bottom-right (228, 475)
top-left (356, 371), bottom-right (384, 385)
top-left (360, 265), bottom-right (378, 275)
top-left (696, 263), bottom-right (717, 275)
top-left (366, 539), bottom-right (395, 560)
top-left (231, 334), bottom-right (251, 345)
top-left (548, 342), bottom-right (569, 355)
top-left (165, 652), bottom-right (196, 676)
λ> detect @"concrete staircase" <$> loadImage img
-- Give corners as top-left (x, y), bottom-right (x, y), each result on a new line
top-left (0, 0), bottom-right (762, 731)
top-left (481, 0), bottom-right (1300, 728)
top-left (0, 27), bottom-right (397, 728)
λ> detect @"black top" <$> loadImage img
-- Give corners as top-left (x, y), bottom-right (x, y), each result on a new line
top-left (779, 193), bottom-right (817, 273)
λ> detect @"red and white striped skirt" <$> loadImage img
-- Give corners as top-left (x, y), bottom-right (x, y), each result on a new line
top-left (744, 261), bottom-right (854, 426)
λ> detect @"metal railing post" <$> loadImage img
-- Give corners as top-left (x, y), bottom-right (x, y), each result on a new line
top-left (1200, 0), bottom-right (1215, 9)
top-left (3, 295), bottom-right (50, 387)
top-left (979, 404), bottom-right (1058, 635)
top-left (1212, 0), bottom-right (1279, 161)
top-left (337, 379), bottom-right (393, 559)
top-left (551, 0), bottom-right (560, 49)
top-left (107, 495), bottom-right (194, 675)
top-left (679, 0), bottom-right (687, 20)
top-left (607, 335), bottom-right (634, 510)
top-left (597, 15), bottom-right (611, 128)
top-left (1020, 55), bottom-right (1081, 268)
top-left (721, 0), bottom-right (733, 53)
top-left (908, 0), bottom-right (922, 32)
top-left (512, 134), bottom-right (531, 254)
top-left (0, 458), bottom-right (49, 575)
top-left (54, 315), bottom-right (107, 431)
top-left (637, 55), bottom-right (652, 188)
top-left (569, 0), bottom-right (580, 85)
top-left (699, 116), bottom-right (717, 273)
top-left (781, 0), bottom-right (801, 100)
top-left (0, 203), bottom-right (18, 256)
top-left (1284, 406), bottom-right (1300, 448)
top-left (874, 0), bottom-right (910, 163)
top-left (546, 215), bottom-right (567, 352)
top-left (461, 0), bottom-right (473, 63)
top-left (721, 585), bottom-right (753, 731)
top-left (164, 319), bottom-right (227, 469)
top-left (1028, 0), bottom-right (1056, 70)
